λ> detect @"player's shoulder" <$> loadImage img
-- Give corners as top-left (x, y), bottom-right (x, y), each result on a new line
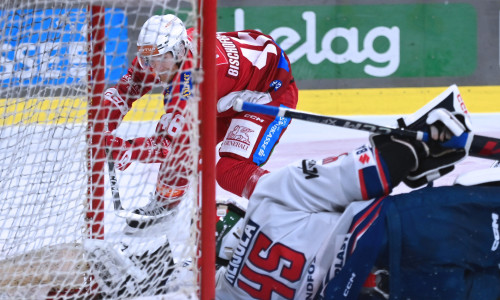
top-left (218, 29), bottom-right (272, 40)
top-left (186, 27), bottom-right (196, 40)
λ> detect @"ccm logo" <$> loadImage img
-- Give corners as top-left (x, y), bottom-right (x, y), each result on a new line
top-left (457, 94), bottom-right (468, 114)
top-left (492, 213), bottom-right (499, 251)
top-left (244, 114), bottom-right (264, 123)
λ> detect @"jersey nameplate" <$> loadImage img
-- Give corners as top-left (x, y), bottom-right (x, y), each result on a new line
top-left (216, 34), bottom-right (240, 78)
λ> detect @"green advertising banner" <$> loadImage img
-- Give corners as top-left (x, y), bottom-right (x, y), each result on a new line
top-left (218, 4), bottom-right (477, 80)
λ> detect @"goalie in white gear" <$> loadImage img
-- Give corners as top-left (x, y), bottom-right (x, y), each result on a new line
top-left (214, 88), bottom-right (499, 299)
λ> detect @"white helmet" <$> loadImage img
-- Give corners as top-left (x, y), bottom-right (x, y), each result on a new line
top-left (137, 14), bottom-right (190, 67)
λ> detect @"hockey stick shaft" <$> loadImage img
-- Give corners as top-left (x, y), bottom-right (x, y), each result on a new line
top-left (106, 149), bottom-right (155, 219)
top-left (234, 100), bottom-right (500, 160)
top-left (106, 148), bottom-right (124, 211)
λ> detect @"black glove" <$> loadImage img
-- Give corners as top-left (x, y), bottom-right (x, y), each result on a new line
top-left (403, 108), bottom-right (472, 188)
top-left (370, 134), bottom-right (428, 188)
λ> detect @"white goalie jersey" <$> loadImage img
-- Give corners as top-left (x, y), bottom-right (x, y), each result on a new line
top-left (216, 144), bottom-right (391, 299)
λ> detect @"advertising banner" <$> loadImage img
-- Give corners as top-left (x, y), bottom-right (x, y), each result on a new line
top-left (0, 8), bottom-right (128, 87)
top-left (218, 3), bottom-right (477, 80)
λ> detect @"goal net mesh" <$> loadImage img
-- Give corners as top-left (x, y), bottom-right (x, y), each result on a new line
top-left (0, 0), bottom-right (207, 298)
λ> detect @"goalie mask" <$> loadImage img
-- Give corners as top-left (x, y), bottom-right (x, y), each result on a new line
top-left (137, 14), bottom-right (190, 69)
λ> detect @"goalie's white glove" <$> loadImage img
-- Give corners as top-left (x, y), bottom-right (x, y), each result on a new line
top-left (404, 108), bottom-right (472, 188)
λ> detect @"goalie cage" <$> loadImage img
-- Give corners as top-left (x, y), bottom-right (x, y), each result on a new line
top-left (0, 0), bottom-right (216, 299)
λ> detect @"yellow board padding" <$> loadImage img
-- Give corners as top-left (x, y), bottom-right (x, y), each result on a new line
top-left (296, 85), bottom-right (500, 115)
top-left (0, 97), bottom-right (87, 126)
top-left (1, 86), bottom-right (499, 125)
top-left (122, 93), bottom-right (165, 122)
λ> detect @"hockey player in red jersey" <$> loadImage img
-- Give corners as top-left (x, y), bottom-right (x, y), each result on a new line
top-left (104, 14), bottom-right (298, 226)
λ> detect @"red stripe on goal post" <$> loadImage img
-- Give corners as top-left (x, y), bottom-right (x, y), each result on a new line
top-left (199, 0), bottom-right (217, 299)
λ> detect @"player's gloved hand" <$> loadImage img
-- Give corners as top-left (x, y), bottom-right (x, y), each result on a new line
top-left (369, 134), bottom-right (426, 188)
top-left (103, 88), bottom-right (130, 132)
top-left (404, 108), bottom-right (472, 188)
top-left (105, 133), bottom-right (171, 171)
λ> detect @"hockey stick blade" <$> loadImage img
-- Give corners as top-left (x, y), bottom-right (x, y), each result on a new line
top-left (233, 99), bottom-right (500, 161)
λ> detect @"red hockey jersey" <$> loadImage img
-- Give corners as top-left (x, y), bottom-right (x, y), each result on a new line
top-left (110, 29), bottom-right (295, 141)
top-left (107, 29), bottom-right (297, 195)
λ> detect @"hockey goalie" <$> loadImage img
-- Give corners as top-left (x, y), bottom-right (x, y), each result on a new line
top-left (214, 86), bottom-right (500, 300)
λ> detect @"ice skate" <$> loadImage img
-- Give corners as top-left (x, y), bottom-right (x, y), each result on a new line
top-left (125, 193), bottom-right (179, 228)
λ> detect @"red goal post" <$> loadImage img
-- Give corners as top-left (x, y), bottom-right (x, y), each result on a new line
top-left (0, 0), bottom-right (216, 298)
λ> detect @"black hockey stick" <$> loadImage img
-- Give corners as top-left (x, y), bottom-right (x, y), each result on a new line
top-left (233, 99), bottom-right (500, 161)
top-left (106, 148), bottom-right (136, 218)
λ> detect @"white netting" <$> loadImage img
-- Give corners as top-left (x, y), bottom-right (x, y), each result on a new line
top-left (0, 0), bottom-right (203, 298)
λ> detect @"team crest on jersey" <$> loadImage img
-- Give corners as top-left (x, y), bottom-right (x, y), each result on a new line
top-left (220, 119), bottom-right (262, 158)
top-left (353, 145), bottom-right (377, 171)
top-left (228, 126), bottom-right (253, 144)
top-left (270, 80), bottom-right (282, 91)
top-left (359, 153), bottom-right (370, 164)
top-left (121, 74), bottom-right (132, 83)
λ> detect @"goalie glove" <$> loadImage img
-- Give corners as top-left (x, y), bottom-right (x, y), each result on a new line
top-left (106, 134), bottom-right (171, 171)
top-left (403, 108), bottom-right (472, 188)
top-left (103, 88), bottom-right (130, 132)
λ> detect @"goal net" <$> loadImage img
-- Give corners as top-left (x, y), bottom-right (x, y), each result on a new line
top-left (0, 0), bottom-right (215, 299)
